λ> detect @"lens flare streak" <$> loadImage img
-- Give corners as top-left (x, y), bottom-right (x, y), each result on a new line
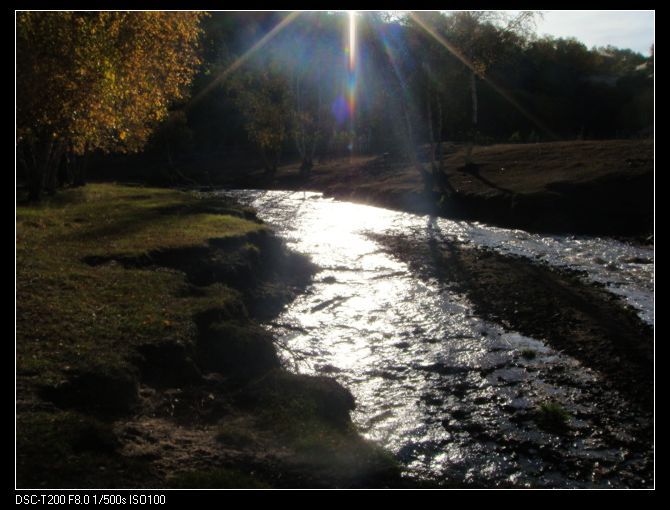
top-left (188, 11), bottom-right (302, 110)
top-left (347, 11), bottom-right (358, 154)
top-left (408, 12), bottom-right (558, 139)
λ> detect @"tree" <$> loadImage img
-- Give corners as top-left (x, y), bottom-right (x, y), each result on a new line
top-left (228, 60), bottom-right (292, 175)
top-left (65, 11), bottom-right (652, 185)
top-left (290, 50), bottom-right (323, 177)
top-left (411, 11), bottom-right (538, 163)
top-left (405, 12), bottom-right (453, 190)
top-left (16, 12), bottom-right (204, 200)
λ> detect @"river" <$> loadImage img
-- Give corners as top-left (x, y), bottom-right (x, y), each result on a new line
top-left (217, 189), bottom-right (654, 488)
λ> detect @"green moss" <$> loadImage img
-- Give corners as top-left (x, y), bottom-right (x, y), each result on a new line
top-left (241, 370), bottom-right (401, 486)
top-left (216, 417), bottom-right (260, 448)
top-left (18, 411), bottom-right (117, 455)
top-left (198, 321), bottom-right (280, 379)
top-left (246, 370), bottom-right (355, 434)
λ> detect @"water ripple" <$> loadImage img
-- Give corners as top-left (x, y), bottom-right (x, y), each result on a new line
top-left (215, 190), bottom-right (653, 488)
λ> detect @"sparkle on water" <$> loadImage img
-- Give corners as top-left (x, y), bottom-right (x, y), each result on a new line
top-left (218, 190), bottom-right (653, 487)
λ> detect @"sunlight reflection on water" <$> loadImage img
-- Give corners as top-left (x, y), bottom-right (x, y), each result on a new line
top-left (217, 190), bottom-right (654, 487)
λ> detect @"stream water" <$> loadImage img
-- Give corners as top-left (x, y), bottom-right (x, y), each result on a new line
top-left (217, 190), bottom-right (654, 488)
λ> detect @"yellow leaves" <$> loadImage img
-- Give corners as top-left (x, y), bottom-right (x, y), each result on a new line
top-left (18, 12), bottom-right (205, 155)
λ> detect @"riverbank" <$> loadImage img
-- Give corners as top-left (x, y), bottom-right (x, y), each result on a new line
top-left (372, 232), bottom-right (654, 486)
top-left (374, 233), bottom-right (654, 410)
top-left (217, 190), bottom-right (654, 487)
top-left (16, 183), bottom-right (399, 488)
top-left (216, 140), bottom-right (653, 239)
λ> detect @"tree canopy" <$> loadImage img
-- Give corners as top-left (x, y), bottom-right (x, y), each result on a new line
top-left (17, 11), bottom-right (205, 198)
top-left (18, 11), bottom-right (653, 192)
top-left (184, 11), bottom-right (652, 162)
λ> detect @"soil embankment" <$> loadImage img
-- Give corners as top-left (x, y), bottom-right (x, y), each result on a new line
top-left (16, 184), bottom-right (399, 489)
top-left (219, 140), bottom-right (653, 239)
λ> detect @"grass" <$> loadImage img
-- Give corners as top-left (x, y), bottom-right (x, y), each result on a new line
top-left (535, 401), bottom-right (571, 433)
top-left (16, 182), bottom-right (399, 488)
top-left (16, 183), bottom-right (265, 387)
top-left (520, 348), bottom-right (537, 360)
top-left (16, 411), bottom-right (154, 488)
top-left (16, 183), bottom-right (267, 487)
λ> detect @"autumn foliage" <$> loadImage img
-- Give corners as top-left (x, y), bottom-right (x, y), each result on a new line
top-left (16, 11), bottom-right (205, 199)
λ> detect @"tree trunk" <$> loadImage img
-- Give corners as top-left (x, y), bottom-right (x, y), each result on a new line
top-left (17, 141), bottom-right (38, 201)
top-left (436, 94), bottom-right (443, 173)
top-left (426, 83), bottom-right (436, 173)
top-left (434, 94), bottom-right (451, 196)
top-left (57, 151), bottom-right (70, 187)
top-left (471, 71), bottom-right (478, 127)
top-left (72, 148), bottom-right (89, 187)
top-left (299, 157), bottom-right (312, 177)
top-left (309, 63), bottom-right (322, 164)
top-left (27, 137), bottom-right (54, 201)
top-left (45, 143), bottom-right (64, 195)
top-left (261, 148), bottom-right (273, 175)
top-left (294, 72), bottom-right (307, 168)
top-left (26, 152), bottom-right (43, 202)
top-left (401, 98), bottom-right (432, 193)
top-left (165, 139), bottom-right (174, 168)
top-left (274, 146), bottom-right (282, 170)
top-left (465, 71), bottom-right (478, 166)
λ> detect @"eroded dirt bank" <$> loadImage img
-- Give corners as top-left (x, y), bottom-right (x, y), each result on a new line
top-left (214, 140), bottom-right (653, 239)
top-left (16, 185), bottom-right (399, 489)
top-left (17, 184), bottom-right (654, 488)
top-left (220, 189), bottom-right (653, 488)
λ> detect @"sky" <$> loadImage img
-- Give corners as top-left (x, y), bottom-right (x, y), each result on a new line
top-left (533, 11), bottom-right (654, 55)
top-left (383, 10), bottom-right (654, 56)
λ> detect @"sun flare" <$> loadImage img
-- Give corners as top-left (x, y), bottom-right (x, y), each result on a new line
top-left (348, 11), bottom-right (357, 70)
top-left (347, 11), bottom-right (358, 155)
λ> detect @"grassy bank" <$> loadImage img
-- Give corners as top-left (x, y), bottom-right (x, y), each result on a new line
top-left (215, 140), bottom-right (653, 238)
top-left (16, 183), bottom-right (398, 488)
